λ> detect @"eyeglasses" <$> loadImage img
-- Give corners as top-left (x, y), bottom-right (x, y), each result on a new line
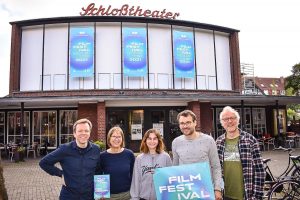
top-left (221, 116), bottom-right (237, 122)
top-left (179, 121), bottom-right (193, 127)
top-left (111, 136), bottom-right (122, 139)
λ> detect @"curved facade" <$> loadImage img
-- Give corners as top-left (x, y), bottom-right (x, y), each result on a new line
top-left (1, 16), bottom-right (295, 152)
top-left (10, 16), bottom-right (241, 93)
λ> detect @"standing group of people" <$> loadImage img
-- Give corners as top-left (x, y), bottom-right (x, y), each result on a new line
top-left (39, 106), bottom-right (265, 200)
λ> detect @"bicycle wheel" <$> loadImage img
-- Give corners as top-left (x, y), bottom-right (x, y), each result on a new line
top-left (291, 168), bottom-right (300, 181)
top-left (268, 179), bottom-right (300, 200)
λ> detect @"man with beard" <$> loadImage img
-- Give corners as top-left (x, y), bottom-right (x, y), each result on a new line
top-left (172, 110), bottom-right (223, 200)
top-left (216, 106), bottom-right (265, 200)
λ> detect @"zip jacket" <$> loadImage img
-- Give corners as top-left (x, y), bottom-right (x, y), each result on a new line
top-left (39, 141), bottom-right (101, 200)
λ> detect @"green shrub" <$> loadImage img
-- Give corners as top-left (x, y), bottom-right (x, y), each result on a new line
top-left (94, 140), bottom-right (106, 150)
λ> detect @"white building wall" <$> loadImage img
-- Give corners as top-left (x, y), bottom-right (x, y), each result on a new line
top-left (44, 24), bottom-right (68, 90)
top-left (20, 26), bottom-right (43, 91)
top-left (18, 22), bottom-right (234, 92)
top-left (96, 22), bottom-right (122, 89)
top-left (148, 24), bottom-right (173, 89)
top-left (195, 29), bottom-right (216, 90)
top-left (215, 32), bottom-right (232, 90)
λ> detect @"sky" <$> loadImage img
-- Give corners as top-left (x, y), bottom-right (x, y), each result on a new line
top-left (0, 0), bottom-right (299, 97)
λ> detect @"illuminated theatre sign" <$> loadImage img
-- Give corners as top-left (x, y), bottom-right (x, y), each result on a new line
top-left (80, 3), bottom-right (180, 19)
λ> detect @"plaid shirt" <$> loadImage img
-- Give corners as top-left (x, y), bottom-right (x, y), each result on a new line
top-left (216, 130), bottom-right (265, 200)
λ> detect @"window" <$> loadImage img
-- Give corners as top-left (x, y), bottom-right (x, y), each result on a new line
top-left (33, 111), bottom-right (57, 148)
top-left (60, 110), bottom-right (77, 144)
top-left (0, 112), bottom-right (4, 144)
top-left (243, 108), bottom-right (252, 133)
top-left (273, 109), bottom-right (286, 135)
top-left (130, 110), bottom-right (144, 140)
top-left (7, 112), bottom-right (30, 144)
top-left (252, 108), bottom-right (267, 138)
top-left (264, 90), bottom-right (269, 95)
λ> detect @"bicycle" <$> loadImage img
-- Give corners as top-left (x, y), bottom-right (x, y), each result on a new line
top-left (267, 177), bottom-right (300, 199)
top-left (262, 146), bottom-right (300, 199)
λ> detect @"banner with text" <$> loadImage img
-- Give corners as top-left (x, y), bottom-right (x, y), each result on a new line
top-left (123, 27), bottom-right (147, 77)
top-left (94, 174), bottom-right (110, 199)
top-left (173, 30), bottom-right (195, 78)
top-left (70, 27), bottom-right (94, 78)
top-left (153, 162), bottom-right (214, 200)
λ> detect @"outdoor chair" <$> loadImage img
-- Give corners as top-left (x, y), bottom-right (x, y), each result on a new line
top-left (265, 138), bottom-right (275, 151)
top-left (285, 137), bottom-right (295, 148)
top-left (258, 139), bottom-right (265, 151)
top-left (285, 132), bottom-right (296, 148)
top-left (33, 142), bottom-right (41, 157)
top-left (0, 143), bottom-right (5, 160)
top-left (8, 145), bottom-right (17, 162)
top-left (27, 144), bottom-right (36, 158)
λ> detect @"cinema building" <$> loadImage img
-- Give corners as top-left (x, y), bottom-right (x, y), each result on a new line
top-left (0, 14), bottom-right (299, 152)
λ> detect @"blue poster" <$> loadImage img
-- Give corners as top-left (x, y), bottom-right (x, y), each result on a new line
top-left (123, 27), bottom-right (147, 77)
top-left (94, 175), bottom-right (110, 199)
top-left (69, 27), bottom-right (94, 78)
top-left (153, 162), bottom-right (214, 200)
top-left (173, 30), bottom-right (195, 78)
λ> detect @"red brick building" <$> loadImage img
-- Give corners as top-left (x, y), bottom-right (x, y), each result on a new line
top-left (0, 16), bottom-right (299, 152)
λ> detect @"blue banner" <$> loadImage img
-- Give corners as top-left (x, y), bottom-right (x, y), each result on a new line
top-left (153, 162), bottom-right (214, 200)
top-left (173, 30), bottom-right (195, 78)
top-left (69, 27), bottom-right (94, 78)
top-left (123, 27), bottom-right (147, 77)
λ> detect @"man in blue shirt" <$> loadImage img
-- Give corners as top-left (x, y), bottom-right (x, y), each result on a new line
top-left (39, 118), bottom-right (101, 200)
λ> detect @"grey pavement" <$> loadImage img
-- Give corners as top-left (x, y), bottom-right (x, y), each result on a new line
top-left (261, 148), bottom-right (300, 178)
top-left (1, 148), bottom-right (300, 200)
top-left (2, 158), bottom-right (62, 200)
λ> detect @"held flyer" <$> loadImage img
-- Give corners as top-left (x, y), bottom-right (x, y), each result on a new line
top-left (153, 162), bottom-right (214, 200)
top-left (94, 175), bottom-right (110, 199)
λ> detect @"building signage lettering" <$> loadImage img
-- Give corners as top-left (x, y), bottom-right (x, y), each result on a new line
top-left (80, 3), bottom-right (180, 19)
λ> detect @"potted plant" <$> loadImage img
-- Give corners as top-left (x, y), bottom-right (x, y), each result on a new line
top-left (14, 146), bottom-right (25, 162)
top-left (93, 140), bottom-right (106, 151)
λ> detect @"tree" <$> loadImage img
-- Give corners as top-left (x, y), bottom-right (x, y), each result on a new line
top-left (285, 63), bottom-right (300, 96)
top-left (0, 164), bottom-right (8, 200)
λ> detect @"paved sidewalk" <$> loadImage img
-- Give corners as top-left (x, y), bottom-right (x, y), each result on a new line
top-left (1, 148), bottom-right (300, 200)
top-left (261, 148), bottom-right (300, 177)
top-left (2, 158), bottom-right (62, 200)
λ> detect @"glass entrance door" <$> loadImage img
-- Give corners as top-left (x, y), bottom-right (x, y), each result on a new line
top-left (107, 110), bottom-right (129, 148)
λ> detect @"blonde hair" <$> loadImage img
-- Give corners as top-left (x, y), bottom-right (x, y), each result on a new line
top-left (140, 129), bottom-right (165, 154)
top-left (107, 126), bottom-right (125, 148)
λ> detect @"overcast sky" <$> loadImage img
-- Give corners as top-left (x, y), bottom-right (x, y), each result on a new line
top-left (0, 0), bottom-right (299, 97)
